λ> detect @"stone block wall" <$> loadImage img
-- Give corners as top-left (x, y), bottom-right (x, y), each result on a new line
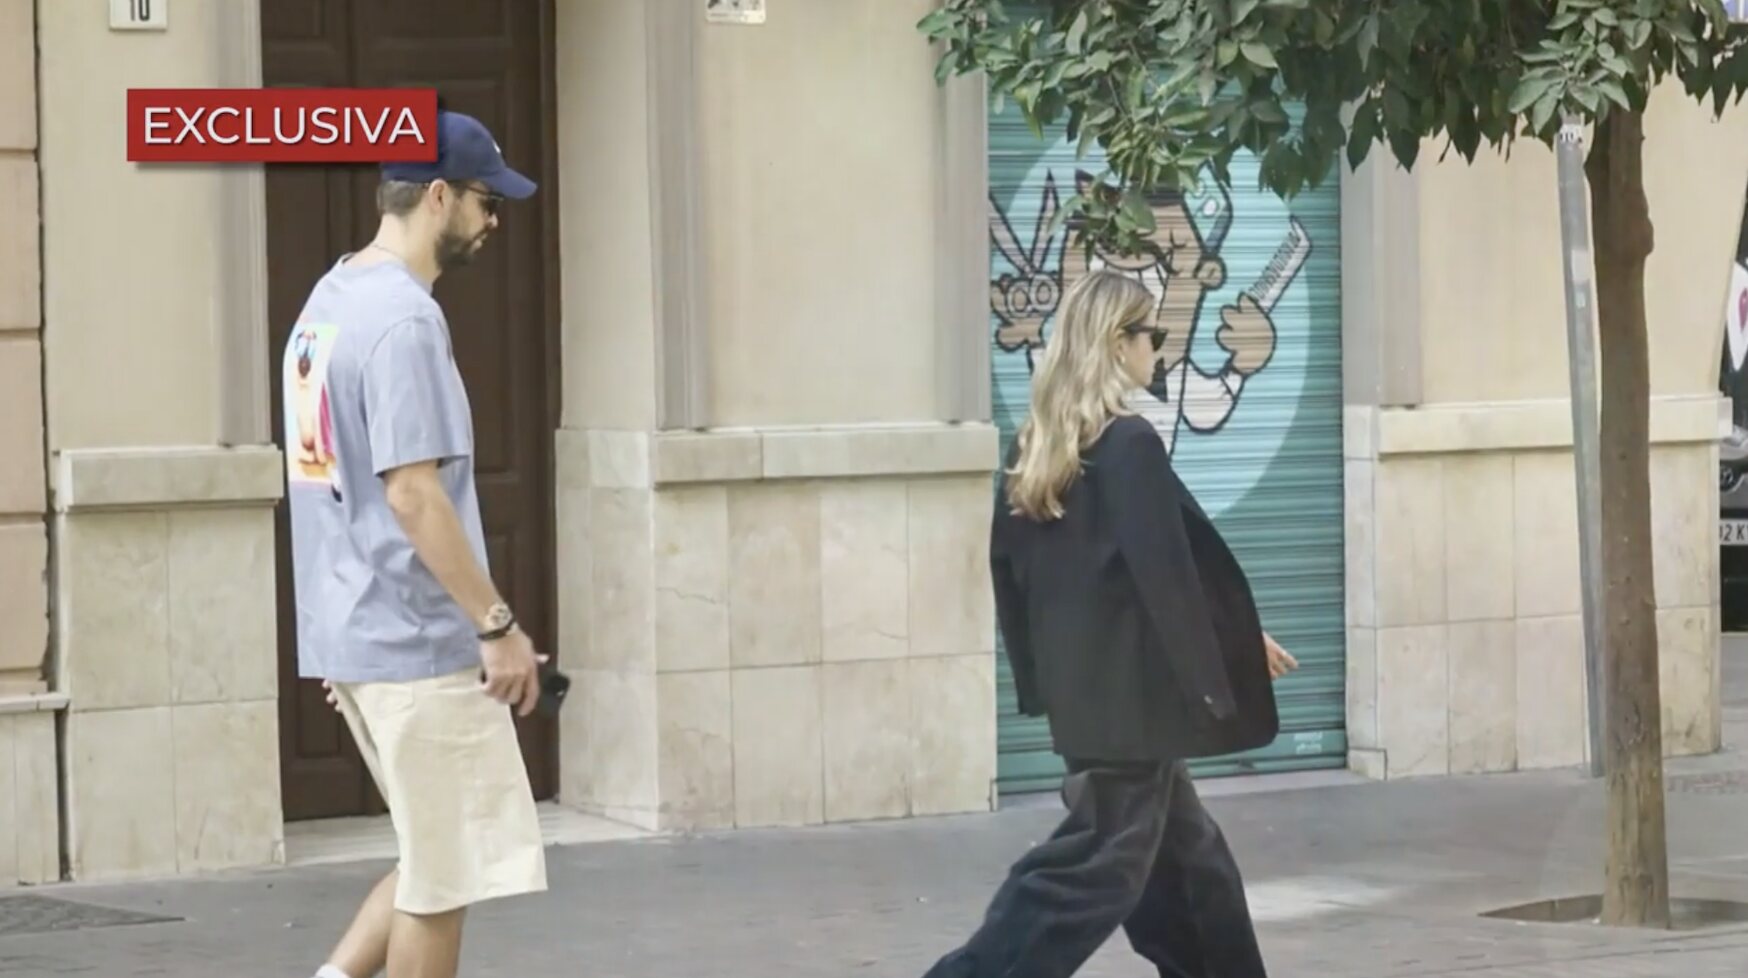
top-left (0, 0), bottom-right (48, 697)
top-left (1345, 399), bottom-right (1722, 779)
top-left (0, 0), bottom-right (60, 889)
top-left (0, 702), bottom-right (58, 886)
top-left (53, 449), bottom-right (287, 881)
top-left (555, 426), bottom-right (999, 831)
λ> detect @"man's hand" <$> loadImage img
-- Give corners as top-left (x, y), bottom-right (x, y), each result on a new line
top-left (480, 629), bottom-right (548, 717)
top-left (323, 679), bottom-right (340, 712)
top-left (1264, 631), bottom-right (1298, 681)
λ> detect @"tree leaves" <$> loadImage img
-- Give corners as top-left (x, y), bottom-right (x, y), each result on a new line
top-left (1382, 87), bottom-right (1412, 130)
top-left (1357, 16), bottom-right (1380, 68)
top-left (1445, 96), bottom-right (1482, 161)
top-left (1241, 41), bottom-right (1279, 68)
top-left (1065, 10), bottom-right (1089, 54)
top-left (1510, 69), bottom-right (1562, 114)
top-left (1623, 18), bottom-right (1652, 52)
top-left (1597, 77), bottom-right (1632, 110)
top-left (1387, 125), bottom-right (1422, 171)
top-left (1119, 189), bottom-right (1157, 235)
top-left (920, 0), bottom-right (1745, 256)
top-left (1529, 85), bottom-right (1562, 133)
top-left (915, 8), bottom-right (959, 36)
top-left (1383, 0), bottom-right (1432, 61)
top-left (1251, 97), bottom-right (1289, 124)
top-left (1347, 97), bottom-right (1382, 169)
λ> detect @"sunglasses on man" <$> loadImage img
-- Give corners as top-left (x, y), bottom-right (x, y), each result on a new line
top-left (452, 183), bottom-right (505, 217)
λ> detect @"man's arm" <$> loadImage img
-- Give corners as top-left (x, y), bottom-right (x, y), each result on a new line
top-left (382, 462), bottom-right (543, 714)
top-left (361, 316), bottom-right (544, 714)
top-left (382, 460), bottom-right (502, 627)
top-left (381, 462), bottom-right (543, 714)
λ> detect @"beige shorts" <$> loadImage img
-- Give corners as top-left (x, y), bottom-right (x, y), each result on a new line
top-left (331, 668), bottom-right (548, 915)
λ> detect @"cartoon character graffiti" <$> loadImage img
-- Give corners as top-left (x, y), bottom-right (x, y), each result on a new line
top-left (989, 166), bottom-right (1311, 455)
top-left (989, 172), bottom-right (1070, 358)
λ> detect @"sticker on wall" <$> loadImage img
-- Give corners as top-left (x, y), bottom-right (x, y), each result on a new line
top-left (706, 0), bottom-right (766, 25)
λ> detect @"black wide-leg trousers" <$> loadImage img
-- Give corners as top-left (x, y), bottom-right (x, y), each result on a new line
top-left (922, 760), bottom-right (1267, 978)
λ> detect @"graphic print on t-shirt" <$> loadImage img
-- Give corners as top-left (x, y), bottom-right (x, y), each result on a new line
top-left (283, 320), bottom-right (340, 488)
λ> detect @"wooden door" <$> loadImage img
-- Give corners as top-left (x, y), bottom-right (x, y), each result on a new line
top-left (263, 0), bottom-right (561, 821)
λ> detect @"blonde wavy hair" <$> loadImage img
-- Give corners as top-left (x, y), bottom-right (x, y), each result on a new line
top-left (1006, 269), bottom-right (1156, 521)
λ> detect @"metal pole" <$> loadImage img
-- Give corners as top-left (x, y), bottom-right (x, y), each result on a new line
top-left (1555, 115), bottom-right (1606, 779)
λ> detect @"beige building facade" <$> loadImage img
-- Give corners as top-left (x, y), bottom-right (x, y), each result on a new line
top-left (1, 0), bottom-right (1743, 887)
top-left (1340, 82), bottom-right (1748, 779)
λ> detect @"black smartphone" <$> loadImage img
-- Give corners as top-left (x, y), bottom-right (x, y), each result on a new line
top-left (536, 659), bottom-right (571, 717)
top-left (478, 660), bottom-right (571, 717)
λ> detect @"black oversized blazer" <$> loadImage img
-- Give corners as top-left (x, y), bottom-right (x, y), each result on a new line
top-left (990, 414), bottom-right (1279, 763)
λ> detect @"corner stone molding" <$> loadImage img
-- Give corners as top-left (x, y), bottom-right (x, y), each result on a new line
top-left (53, 445), bottom-right (285, 513)
top-left (561, 422), bottom-right (1003, 490)
top-left (51, 444), bottom-right (288, 882)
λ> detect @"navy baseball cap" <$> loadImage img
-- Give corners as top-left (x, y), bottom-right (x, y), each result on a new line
top-left (380, 110), bottom-right (537, 200)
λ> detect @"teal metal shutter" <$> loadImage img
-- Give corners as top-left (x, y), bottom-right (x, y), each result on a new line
top-left (987, 101), bottom-right (1347, 794)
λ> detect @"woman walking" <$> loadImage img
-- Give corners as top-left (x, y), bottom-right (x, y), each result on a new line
top-left (923, 269), bottom-right (1297, 978)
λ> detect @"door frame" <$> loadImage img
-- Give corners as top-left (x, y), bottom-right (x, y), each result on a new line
top-left (260, 0), bottom-right (566, 819)
top-left (533, 0), bottom-right (565, 799)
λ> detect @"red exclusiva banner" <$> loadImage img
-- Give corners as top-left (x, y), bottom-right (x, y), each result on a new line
top-left (126, 88), bottom-right (439, 163)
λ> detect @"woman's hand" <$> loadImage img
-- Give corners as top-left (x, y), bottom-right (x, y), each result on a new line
top-left (1264, 632), bottom-right (1298, 680)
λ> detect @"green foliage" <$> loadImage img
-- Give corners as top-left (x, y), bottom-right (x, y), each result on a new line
top-left (920, 0), bottom-right (1748, 254)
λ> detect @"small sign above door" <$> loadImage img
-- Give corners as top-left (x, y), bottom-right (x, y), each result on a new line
top-left (109, 0), bottom-right (168, 31)
top-left (706, 0), bottom-right (766, 25)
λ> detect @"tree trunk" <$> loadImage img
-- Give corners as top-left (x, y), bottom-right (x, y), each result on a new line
top-left (1584, 108), bottom-right (1671, 929)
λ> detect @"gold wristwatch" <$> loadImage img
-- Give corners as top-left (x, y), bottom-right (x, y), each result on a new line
top-left (478, 601), bottom-right (517, 641)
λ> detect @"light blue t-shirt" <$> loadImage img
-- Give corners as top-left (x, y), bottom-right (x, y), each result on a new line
top-left (281, 256), bottom-right (487, 684)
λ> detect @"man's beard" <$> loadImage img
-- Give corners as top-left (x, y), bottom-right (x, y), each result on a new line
top-left (435, 225), bottom-right (489, 271)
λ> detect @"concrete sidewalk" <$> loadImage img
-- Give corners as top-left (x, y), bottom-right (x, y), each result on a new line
top-left (5, 653), bottom-right (1748, 978)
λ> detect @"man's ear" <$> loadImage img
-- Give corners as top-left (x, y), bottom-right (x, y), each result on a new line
top-left (1196, 259), bottom-right (1227, 291)
top-left (426, 180), bottom-right (453, 215)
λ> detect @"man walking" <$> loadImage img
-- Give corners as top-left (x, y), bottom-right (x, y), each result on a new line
top-left (282, 110), bottom-right (547, 978)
